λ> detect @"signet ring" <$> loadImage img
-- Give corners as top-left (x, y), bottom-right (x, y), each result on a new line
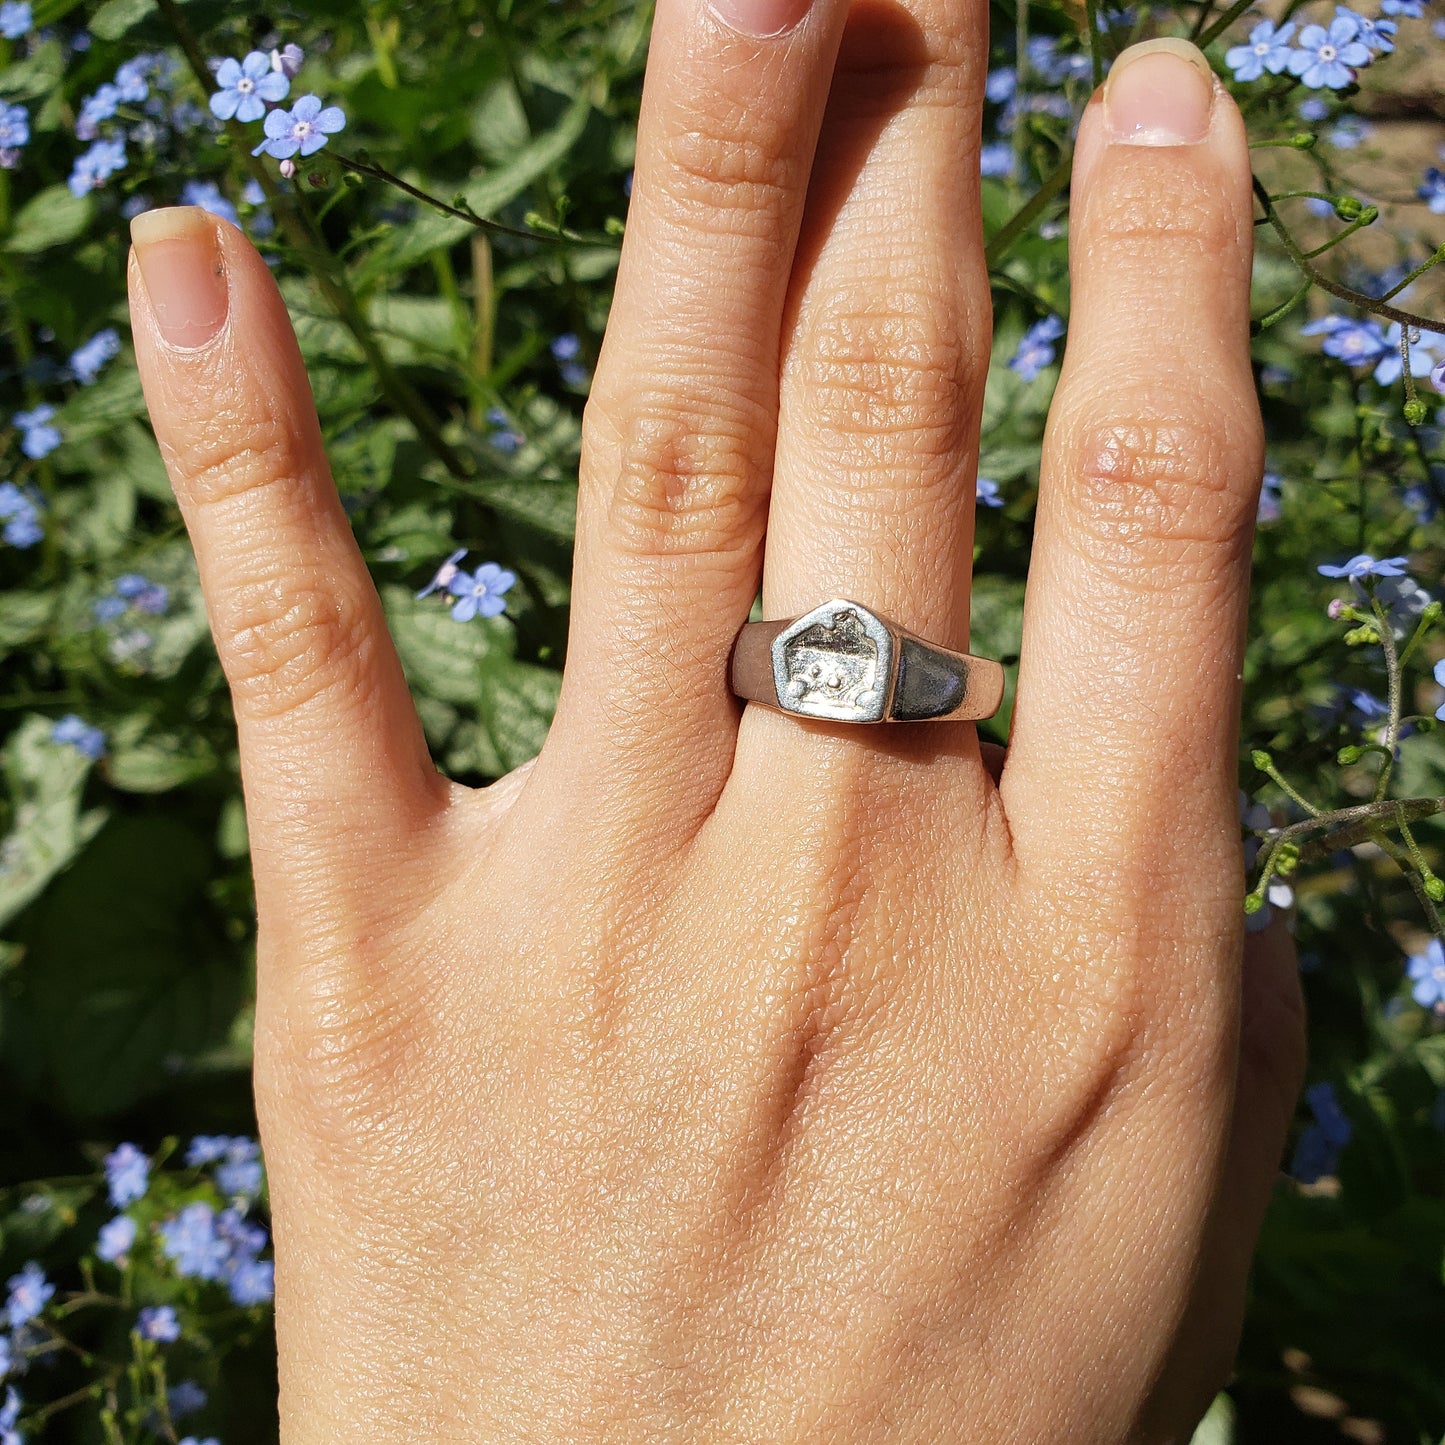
top-left (729, 600), bottom-right (1004, 725)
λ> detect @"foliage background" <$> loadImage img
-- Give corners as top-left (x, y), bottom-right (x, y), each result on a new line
top-left (0, 0), bottom-right (1443, 1438)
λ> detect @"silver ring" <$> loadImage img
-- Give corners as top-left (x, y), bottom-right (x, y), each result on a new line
top-left (729, 599), bottom-right (1004, 724)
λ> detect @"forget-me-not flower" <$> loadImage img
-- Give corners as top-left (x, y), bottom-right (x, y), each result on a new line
top-left (1380, 0), bottom-right (1423, 15)
top-left (1420, 167), bottom-right (1445, 215)
top-left (0, 1387), bottom-right (20, 1445)
top-left (158, 1202), bottom-right (230, 1280)
top-left (69, 327), bottom-right (121, 385)
top-left (1373, 323), bottom-right (1444, 387)
top-left (1225, 19), bottom-right (1296, 80)
top-left (5, 1262), bottom-right (53, 1329)
top-left (1433, 658), bottom-right (1445, 719)
top-left (551, 332), bottom-right (588, 387)
top-left (1288, 17), bottom-right (1371, 89)
top-left (1257, 471), bottom-right (1284, 523)
top-left (214, 1137), bottom-right (263, 1198)
top-left (1317, 553), bottom-right (1410, 580)
top-left (180, 1437), bottom-right (222, 1445)
top-left (96, 1213), bottom-right (138, 1263)
top-left (252, 94), bottom-right (345, 160)
top-left (980, 141), bottom-right (1012, 178)
top-left (447, 561), bottom-right (517, 621)
top-left (51, 714), bottom-right (106, 759)
top-left (68, 136), bottom-right (127, 196)
top-left (76, 83), bottom-right (121, 140)
top-left (1301, 314), bottom-right (1390, 367)
top-left (114, 572), bottom-right (169, 614)
top-left (976, 477), bottom-right (1003, 508)
top-left (103, 1142), bottom-right (150, 1207)
top-left (1339, 6), bottom-right (1396, 51)
top-left (0, 1), bottom-right (30, 38)
top-left (210, 50), bottom-right (290, 122)
top-left (0, 101), bottom-right (28, 166)
top-left (1009, 314), bottom-right (1065, 381)
top-left (0, 482), bottom-right (44, 549)
top-left (180, 178), bottom-right (238, 226)
top-left (1291, 1081), bottom-right (1352, 1182)
top-left (1407, 938), bottom-right (1445, 1008)
top-left (14, 403), bottom-right (60, 459)
top-left (169, 1381), bottom-right (208, 1419)
top-left (229, 1255), bottom-right (275, 1305)
top-left (486, 406), bottom-right (524, 453)
top-left (138, 1304), bottom-right (181, 1343)
top-left (417, 548), bottom-right (467, 599)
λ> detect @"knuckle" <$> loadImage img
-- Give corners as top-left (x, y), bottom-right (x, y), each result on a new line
top-left (1086, 156), bottom-right (1246, 259)
top-left (654, 110), bottom-right (797, 237)
top-left (213, 567), bottom-right (374, 720)
top-left (162, 411), bottom-right (314, 513)
top-left (792, 288), bottom-right (986, 512)
top-left (1055, 395), bottom-right (1263, 580)
top-left (587, 389), bottom-right (768, 562)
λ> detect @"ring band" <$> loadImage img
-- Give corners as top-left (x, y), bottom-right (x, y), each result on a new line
top-left (729, 599), bottom-right (1004, 724)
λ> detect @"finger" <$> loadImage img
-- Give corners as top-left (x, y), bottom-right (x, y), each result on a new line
top-left (1002, 41), bottom-right (1262, 863)
top-left (548, 0), bottom-right (852, 837)
top-left (758, 0), bottom-right (991, 673)
top-left (129, 208), bottom-right (443, 874)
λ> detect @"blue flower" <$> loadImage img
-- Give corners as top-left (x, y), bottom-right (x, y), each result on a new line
top-left (158, 1202), bottom-right (230, 1280)
top-left (0, 483), bottom-right (44, 549)
top-left (1338, 5), bottom-right (1395, 51)
top-left (214, 1138), bottom-right (263, 1198)
top-left (1434, 355), bottom-right (1445, 395)
top-left (51, 714), bottom-right (106, 759)
top-left (76, 83), bottom-right (121, 140)
top-left (0, 1387), bottom-right (19, 1445)
top-left (485, 406), bottom-right (524, 453)
top-left (252, 94), bottom-right (345, 160)
top-left (184, 1134), bottom-right (233, 1166)
top-left (980, 141), bottom-right (1012, 178)
top-left (1225, 19), bottom-right (1296, 80)
top-left (272, 43), bottom-right (304, 78)
top-left (976, 477), bottom-right (1004, 508)
top-left (985, 67), bottom-right (1016, 103)
top-left (1008, 314), bottom-right (1065, 381)
top-left (137, 1304), bottom-right (181, 1343)
top-left (1419, 167), bottom-right (1445, 215)
top-left (68, 136), bottom-right (127, 197)
top-left (417, 548), bottom-right (467, 599)
top-left (5, 1263), bottom-right (53, 1329)
top-left (1408, 938), bottom-right (1445, 1008)
top-left (1287, 17), bottom-right (1372, 89)
top-left (14, 403), bottom-right (60, 459)
top-left (69, 327), bottom-right (121, 385)
top-left (1380, 0), bottom-right (1422, 14)
top-left (1373, 323), bottom-right (1444, 386)
top-left (1435, 658), bottom-right (1445, 720)
top-left (1343, 686), bottom-right (1388, 721)
top-left (179, 1437), bottom-right (221, 1445)
top-left (0, 102), bottom-right (29, 163)
top-left (1291, 1081), bottom-right (1352, 1182)
top-left (114, 572), bottom-right (169, 614)
top-left (1317, 553), bottom-right (1409, 579)
top-left (1327, 114), bottom-right (1369, 148)
top-left (178, 178), bottom-right (238, 226)
top-left (1258, 470), bottom-right (1284, 523)
top-left (168, 1381), bottom-right (207, 1419)
top-left (103, 1142), bottom-right (149, 1207)
top-left (210, 50), bottom-right (289, 122)
top-left (446, 561), bottom-right (517, 621)
top-left (1300, 314), bottom-right (1390, 366)
top-left (96, 1213), bottom-right (138, 1263)
top-left (228, 1255), bottom-right (274, 1305)
top-left (0, 1), bottom-right (30, 38)
top-left (551, 333), bottom-right (588, 387)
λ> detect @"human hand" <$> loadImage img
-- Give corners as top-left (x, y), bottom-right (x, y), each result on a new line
top-left (128, 3), bottom-right (1305, 1438)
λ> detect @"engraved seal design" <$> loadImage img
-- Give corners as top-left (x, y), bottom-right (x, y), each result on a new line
top-left (770, 601), bottom-right (895, 722)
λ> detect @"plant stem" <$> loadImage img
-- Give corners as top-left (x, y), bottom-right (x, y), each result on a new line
top-left (987, 154), bottom-right (1072, 268)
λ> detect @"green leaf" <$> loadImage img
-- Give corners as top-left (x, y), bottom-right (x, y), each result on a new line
top-left (477, 656), bottom-right (560, 773)
top-left (105, 736), bottom-right (218, 794)
top-left (87, 0), bottom-right (157, 39)
top-left (473, 475), bottom-right (578, 541)
top-left (5, 185), bottom-right (94, 255)
top-left (0, 592), bottom-right (54, 650)
top-left (0, 716), bottom-right (108, 932)
top-left (6, 816), bottom-right (240, 1118)
top-left (382, 583), bottom-right (499, 705)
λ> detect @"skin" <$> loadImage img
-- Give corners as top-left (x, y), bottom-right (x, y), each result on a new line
top-left (127, 0), bottom-right (1307, 1438)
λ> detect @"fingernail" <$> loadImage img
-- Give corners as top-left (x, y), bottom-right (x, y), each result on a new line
top-left (1104, 39), bottom-right (1215, 146)
top-left (706, 0), bottom-right (811, 40)
top-left (129, 207), bottom-right (229, 350)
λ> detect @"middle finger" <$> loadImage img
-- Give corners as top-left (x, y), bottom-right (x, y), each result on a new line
top-left (756, 0), bottom-right (992, 680)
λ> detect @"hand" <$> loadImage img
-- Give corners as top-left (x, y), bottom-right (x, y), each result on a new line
top-left (128, 3), bottom-right (1305, 1437)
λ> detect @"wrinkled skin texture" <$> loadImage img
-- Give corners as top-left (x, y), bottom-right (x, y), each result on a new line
top-left (128, 2), bottom-right (1306, 1438)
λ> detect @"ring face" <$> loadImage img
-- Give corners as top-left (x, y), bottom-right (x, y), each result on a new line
top-left (770, 600), bottom-right (895, 723)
